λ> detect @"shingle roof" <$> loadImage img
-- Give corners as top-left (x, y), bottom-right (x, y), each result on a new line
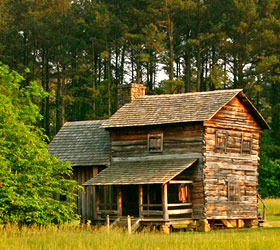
top-left (101, 89), bottom-right (244, 128)
top-left (83, 158), bottom-right (197, 185)
top-left (48, 120), bottom-right (110, 166)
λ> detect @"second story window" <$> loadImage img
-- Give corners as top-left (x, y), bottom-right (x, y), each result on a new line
top-left (148, 133), bottom-right (163, 152)
top-left (241, 134), bottom-right (252, 154)
top-left (215, 130), bottom-right (228, 153)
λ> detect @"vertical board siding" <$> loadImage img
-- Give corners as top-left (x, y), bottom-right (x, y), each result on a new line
top-left (203, 97), bottom-right (261, 219)
top-left (73, 166), bottom-right (99, 221)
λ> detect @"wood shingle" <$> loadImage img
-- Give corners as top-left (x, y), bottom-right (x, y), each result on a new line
top-left (48, 120), bottom-right (110, 166)
top-left (101, 89), bottom-right (268, 129)
top-left (83, 158), bottom-right (197, 185)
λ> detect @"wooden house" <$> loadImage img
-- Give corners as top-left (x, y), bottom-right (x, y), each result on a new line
top-left (82, 84), bottom-right (269, 232)
top-left (48, 120), bottom-right (110, 220)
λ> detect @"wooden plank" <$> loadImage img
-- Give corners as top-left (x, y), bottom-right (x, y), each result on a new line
top-left (96, 186), bottom-right (100, 220)
top-left (92, 186), bottom-right (97, 220)
top-left (143, 204), bottom-right (162, 208)
top-left (112, 153), bottom-right (203, 163)
top-left (169, 180), bottom-right (193, 184)
top-left (97, 210), bottom-right (118, 215)
top-left (168, 203), bottom-right (192, 207)
top-left (142, 210), bottom-right (163, 215)
top-left (168, 208), bottom-right (193, 215)
top-left (139, 185), bottom-right (143, 218)
top-left (117, 186), bottom-right (122, 216)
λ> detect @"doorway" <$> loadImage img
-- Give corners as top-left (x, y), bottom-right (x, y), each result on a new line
top-left (121, 185), bottom-right (139, 217)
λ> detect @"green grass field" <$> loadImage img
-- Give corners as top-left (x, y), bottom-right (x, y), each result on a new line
top-left (1, 199), bottom-right (280, 250)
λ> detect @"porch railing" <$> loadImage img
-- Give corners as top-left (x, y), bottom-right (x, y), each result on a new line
top-left (140, 202), bottom-right (193, 218)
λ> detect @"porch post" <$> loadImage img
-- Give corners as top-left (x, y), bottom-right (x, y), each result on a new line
top-left (117, 186), bottom-right (122, 216)
top-left (139, 185), bottom-right (143, 218)
top-left (96, 186), bottom-right (100, 220)
top-left (92, 185), bottom-right (97, 220)
top-left (162, 183), bottom-right (169, 221)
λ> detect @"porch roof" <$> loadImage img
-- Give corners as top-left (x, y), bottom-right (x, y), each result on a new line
top-left (83, 158), bottom-right (197, 185)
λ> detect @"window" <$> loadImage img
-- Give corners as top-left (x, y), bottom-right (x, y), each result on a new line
top-left (227, 180), bottom-right (240, 201)
top-left (241, 134), bottom-right (252, 154)
top-left (148, 133), bottom-right (163, 152)
top-left (215, 130), bottom-right (228, 152)
top-left (178, 184), bottom-right (190, 203)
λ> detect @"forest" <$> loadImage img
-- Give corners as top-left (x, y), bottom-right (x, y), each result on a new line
top-left (0, 0), bottom-right (280, 197)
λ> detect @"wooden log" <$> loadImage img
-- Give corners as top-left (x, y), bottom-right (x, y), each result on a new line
top-left (96, 186), bottom-right (100, 220)
top-left (92, 186), bottom-right (97, 220)
top-left (142, 210), bottom-right (163, 216)
top-left (127, 215), bottom-right (131, 234)
top-left (107, 215), bottom-right (110, 232)
top-left (143, 204), bottom-right (162, 208)
top-left (168, 203), bottom-right (192, 207)
top-left (117, 186), bottom-right (122, 216)
top-left (162, 184), bottom-right (169, 221)
top-left (98, 210), bottom-right (118, 215)
top-left (168, 208), bottom-right (193, 215)
top-left (139, 185), bottom-right (143, 218)
top-left (169, 180), bottom-right (193, 184)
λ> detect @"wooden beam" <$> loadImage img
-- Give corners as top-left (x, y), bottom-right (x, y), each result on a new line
top-left (96, 186), bottom-right (100, 220)
top-left (139, 185), bottom-right (143, 218)
top-left (142, 210), bottom-right (163, 216)
top-left (168, 180), bottom-right (193, 184)
top-left (92, 186), bottom-right (97, 220)
top-left (168, 208), bottom-right (193, 215)
top-left (117, 186), bottom-right (122, 217)
top-left (162, 184), bottom-right (169, 221)
top-left (168, 203), bottom-right (192, 207)
top-left (97, 210), bottom-right (118, 215)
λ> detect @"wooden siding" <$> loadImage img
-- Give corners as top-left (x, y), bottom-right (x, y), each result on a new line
top-left (73, 166), bottom-right (99, 221)
top-left (203, 97), bottom-right (261, 220)
top-left (110, 123), bottom-right (205, 219)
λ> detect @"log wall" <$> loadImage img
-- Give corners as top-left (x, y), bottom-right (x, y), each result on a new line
top-left (110, 123), bottom-right (205, 219)
top-left (203, 97), bottom-right (261, 220)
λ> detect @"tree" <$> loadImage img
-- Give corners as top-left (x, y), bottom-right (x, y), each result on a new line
top-left (0, 63), bottom-right (79, 225)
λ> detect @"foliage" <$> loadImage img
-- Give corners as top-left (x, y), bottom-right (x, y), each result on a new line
top-left (0, 63), bottom-right (80, 225)
top-left (258, 130), bottom-right (280, 198)
top-left (0, 0), bottom-right (280, 196)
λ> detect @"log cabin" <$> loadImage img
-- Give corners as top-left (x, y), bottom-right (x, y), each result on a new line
top-left (49, 83), bottom-right (269, 232)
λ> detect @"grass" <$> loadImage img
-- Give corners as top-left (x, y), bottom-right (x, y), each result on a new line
top-left (1, 198), bottom-right (280, 250)
top-left (260, 198), bottom-right (280, 227)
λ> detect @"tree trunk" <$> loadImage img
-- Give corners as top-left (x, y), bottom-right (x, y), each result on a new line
top-left (197, 48), bottom-right (201, 91)
top-left (56, 60), bottom-right (62, 133)
top-left (166, 0), bottom-right (174, 81)
top-left (45, 50), bottom-right (50, 138)
top-left (107, 43), bottom-right (112, 116)
top-left (184, 48), bottom-right (191, 93)
top-left (92, 39), bottom-right (96, 116)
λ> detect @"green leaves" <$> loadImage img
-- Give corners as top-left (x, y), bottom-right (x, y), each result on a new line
top-left (0, 63), bottom-right (80, 225)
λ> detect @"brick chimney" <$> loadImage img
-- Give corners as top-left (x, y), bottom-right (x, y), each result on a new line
top-left (117, 83), bottom-right (146, 109)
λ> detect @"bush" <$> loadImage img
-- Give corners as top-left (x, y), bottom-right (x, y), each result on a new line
top-left (0, 63), bottom-right (80, 225)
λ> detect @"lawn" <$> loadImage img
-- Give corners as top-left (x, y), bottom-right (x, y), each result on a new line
top-left (1, 199), bottom-right (280, 250)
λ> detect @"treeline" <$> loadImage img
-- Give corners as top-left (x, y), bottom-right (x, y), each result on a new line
top-left (1, 1), bottom-right (280, 195)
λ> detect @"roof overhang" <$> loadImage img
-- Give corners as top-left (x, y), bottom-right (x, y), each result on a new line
top-left (237, 92), bottom-right (270, 130)
top-left (83, 158), bottom-right (198, 186)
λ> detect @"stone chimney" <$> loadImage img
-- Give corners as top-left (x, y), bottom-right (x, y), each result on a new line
top-left (117, 83), bottom-right (146, 109)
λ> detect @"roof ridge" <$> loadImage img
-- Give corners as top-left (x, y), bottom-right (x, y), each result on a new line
top-left (65, 119), bottom-right (107, 125)
top-left (139, 89), bottom-right (243, 99)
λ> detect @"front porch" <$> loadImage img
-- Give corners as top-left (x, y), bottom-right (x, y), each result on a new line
top-left (84, 158), bottom-right (198, 225)
top-left (93, 181), bottom-right (193, 222)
